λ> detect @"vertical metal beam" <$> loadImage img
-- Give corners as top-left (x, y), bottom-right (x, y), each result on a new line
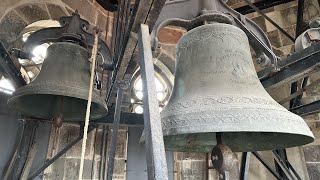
top-left (12, 121), bottom-right (38, 180)
top-left (296, 0), bottom-right (305, 38)
top-left (138, 23), bottom-right (168, 180)
top-left (100, 125), bottom-right (108, 180)
top-left (240, 152), bottom-right (251, 180)
top-left (106, 80), bottom-right (128, 180)
top-left (1, 120), bottom-right (26, 180)
top-left (20, 142), bottom-right (38, 180)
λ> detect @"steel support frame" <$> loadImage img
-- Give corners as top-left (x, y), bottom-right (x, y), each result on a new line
top-left (235, 0), bottom-right (295, 15)
top-left (1, 120), bottom-right (38, 180)
top-left (243, 0), bottom-right (295, 42)
top-left (0, 42), bottom-right (26, 87)
top-left (273, 0), bottom-right (308, 180)
top-left (27, 126), bottom-right (96, 179)
top-left (138, 23), bottom-right (168, 180)
top-left (106, 80), bottom-right (128, 180)
top-left (240, 152), bottom-right (251, 180)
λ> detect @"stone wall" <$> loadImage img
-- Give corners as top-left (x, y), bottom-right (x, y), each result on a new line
top-left (44, 124), bottom-right (128, 180)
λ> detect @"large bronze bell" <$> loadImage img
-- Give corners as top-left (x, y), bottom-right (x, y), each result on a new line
top-left (161, 23), bottom-right (314, 152)
top-left (8, 42), bottom-right (108, 121)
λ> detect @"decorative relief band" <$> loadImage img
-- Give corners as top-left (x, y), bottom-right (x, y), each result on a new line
top-left (178, 26), bottom-right (249, 50)
top-left (161, 109), bottom-right (308, 133)
top-left (162, 95), bottom-right (282, 114)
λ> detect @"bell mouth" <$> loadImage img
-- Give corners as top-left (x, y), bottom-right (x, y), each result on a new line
top-left (161, 106), bottom-right (314, 152)
top-left (8, 94), bottom-right (108, 121)
top-left (164, 132), bottom-right (314, 152)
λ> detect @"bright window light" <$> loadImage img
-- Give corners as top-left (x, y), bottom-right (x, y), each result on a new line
top-left (0, 77), bottom-right (15, 94)
top-left (27, 71), bottom-right (35, 79)
top-left (133, 75), bottom-right (167, 101)
top-left (134, 105), bottom-right (144, 114)
top-left (32, 44), bottom-right (48, 64)
top-left (132, 73), bottom-right (170, 114)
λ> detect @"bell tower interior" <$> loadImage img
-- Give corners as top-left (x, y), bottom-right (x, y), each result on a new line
top-left (0, 0), bottom-right (320, 180)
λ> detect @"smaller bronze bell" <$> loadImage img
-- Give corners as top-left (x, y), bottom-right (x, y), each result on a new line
top-left (8, 42), bottom-right (108, 121)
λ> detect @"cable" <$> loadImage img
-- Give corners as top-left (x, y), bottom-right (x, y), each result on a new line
top-left (78, 29), bottom-right (99, 180)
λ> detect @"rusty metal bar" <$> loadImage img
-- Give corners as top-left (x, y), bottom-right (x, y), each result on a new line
top-left (106, 81), bottom-right (127, 180)
top-left (138, 23), bottom-right (168, 180)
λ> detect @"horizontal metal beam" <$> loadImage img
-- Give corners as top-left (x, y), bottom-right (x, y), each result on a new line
top-left (0, 42), bottom-right (26, 87)
top-left (261, 43), bottom-right (320, 90)
top-left (235, 0), bottom-right (295, 15)
top-left (291, 100), bottom-right (320, 116)
top-left (66, 112), bottom-right (144, 126)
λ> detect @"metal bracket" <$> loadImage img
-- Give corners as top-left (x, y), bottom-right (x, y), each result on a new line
top-left (152, 0), bottom-right (277, 69)
top-left (22, 11), bottom-right (114, 71)
top-left (0, 42), bottom-right (26, 87)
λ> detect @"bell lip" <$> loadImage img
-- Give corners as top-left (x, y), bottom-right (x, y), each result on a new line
top-left (163, 131), bottom-right (314, 152)
top-left (161, 107), bottom-right (314, 152)
top-left (8, 91), bottom-right (108, 121)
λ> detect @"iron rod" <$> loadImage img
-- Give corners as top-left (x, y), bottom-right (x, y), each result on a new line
top-left (295, 0), bottom-right (305, 38)
top-left (1, 120), bottom-right (26, 180)
top-left (27, 127), bottom-right (95, 180)
top-left (106, 83), bottom-right (125, 180)
top-left (15, 121), bottom-right (38, 179)
top-left (236, 0), bottom-right (295, 15)
top-left (240, 152), bottom-right (251, 180)
top-left (272, 151), bottom-right (295, 180)
top-left (0, 42), bottom-right (26, 87)
top-left (252, 152), bottom-right (282, 180)
top-left (243, 0), bottom-right (295, 42)
top-left (105, 0), bottom-right (140, 104)
top-left (287, 162), bottom-right (303, 180)
top-left (99, 125), bottom-right (108, 179)
top-left (138, 24), bottom-right (168, 180)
